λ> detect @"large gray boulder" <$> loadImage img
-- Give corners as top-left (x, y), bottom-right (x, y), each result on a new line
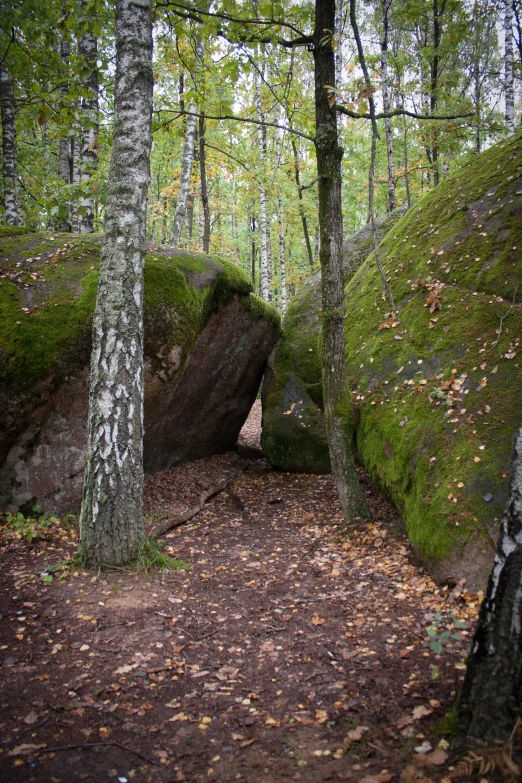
top-left (0, 229), bottom-right (280, 514)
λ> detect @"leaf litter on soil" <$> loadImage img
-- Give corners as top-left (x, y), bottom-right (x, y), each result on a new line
top-left (1, 401), bottom-right (519, 783)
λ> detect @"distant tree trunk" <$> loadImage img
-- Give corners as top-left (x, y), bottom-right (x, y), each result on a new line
top-left (198, 113), bottom-right (211, 253)
top-left (0, 66), bottom-right (20, 226)
top-left (314, 0), bottom-right (370, 521)
top-left (429, 0), bottom-right (442, 186)
top-left (254, 66), bottom-right (270, 301)
top-left (459, 424), bottom-right (522, 739)
top-left (57, 36), bottom-right (73, 231)
top-left (171, 38), bottom-right (204, 246)
top-left (380, 0), bottom-right (396, 212)
top-left (75, 23), bottom-right (99, 233)
top-left (505, 0), bottom-right (515, 133)
top-left (291, 140), bottom-right (315, 267)
top-left (402, 114), bottom-right (411, 208)
top-left (79, 0), bottom-right (153, 567)
top-left (335, 0), bottom-right (344, 114)
top-left (278, 195), bottom-right (287, 317)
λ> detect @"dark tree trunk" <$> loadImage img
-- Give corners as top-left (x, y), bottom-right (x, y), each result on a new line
top-left (57, 35), bottom-right (72, 231)
top-left (291, 139), bottom-right (315, 267)
top-left (459, 424), bottom-right (522, 739)
top-left (79, 0), bottom-right (153, 567)
top-left (0, 66), bottom-right (19, 226)
top-left (313, 0), bottom-right (370, 521)
top-left (198, 113), bottom-right (211, 253)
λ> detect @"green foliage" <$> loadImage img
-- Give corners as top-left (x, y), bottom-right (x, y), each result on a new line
top-left (2, 506), bottom-right (60, 543)
top-left (132, 536), bottom-right (189, 573)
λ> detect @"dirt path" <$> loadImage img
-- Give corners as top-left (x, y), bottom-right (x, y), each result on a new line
top-left (0, 404), bottom-right (511, 782)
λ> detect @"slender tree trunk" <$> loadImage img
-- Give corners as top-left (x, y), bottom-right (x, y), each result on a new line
top-left (79, 0), bottom-right (153, 567)
top-left (402, 114), bottom-right (411, 208)
top-left (291, 139), bottom-right (314, 267)
top-left (505, 0), bottom-right (515, 133)
top-left (278, 195), bottom-right (287, 317)
top-left (0, 66), bottom-right (20, 226)
top-left (75, 23), bottom-right (99, 233)
top-left (459, 424), bottom-right (522, 739)
top-left (57, 36), bottom-right (73, 231)
top-left (198, 113), bottom-right (211, 253)
top-left (314, 0), bottom-right (370, 521)
top-left (380, 1), bottom-right (396, 212)
top-left (171, 38), bottom-right (204, 245)
top-left (430, 0), bottom-right (441, 186)
top-left (335, 0), bottom-right (344, 116)
top-left (254, 67), bottom-right (270, 301)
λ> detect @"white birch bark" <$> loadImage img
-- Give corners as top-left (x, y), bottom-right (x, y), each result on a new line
top-left (275, 112), bottom-right (287, 316)
top-left (76, 25), bottom-right (99, 233)
top-left (459, 424), bottom-right (522, 738)
top-left (79, 0), bottom-right (153, 567)
top-left (170, 37), bottom-right (204, 246)
top-left (0, 66), bottom-right (20, 226)
top-left (254, 67), bottom-right (269, 301)
top-left (505, 0), bottom-right (515, 133)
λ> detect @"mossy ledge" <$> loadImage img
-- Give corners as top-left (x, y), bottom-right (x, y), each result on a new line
top-left (262, 132), bottom-right (522, 589)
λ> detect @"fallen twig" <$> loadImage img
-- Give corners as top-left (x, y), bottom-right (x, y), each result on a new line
top-left (492, 284), bottom-right (519, 348)
top-left (151, 463), bottom-right (249, 537)
top-left (35, 741), bottom-right (159, 766)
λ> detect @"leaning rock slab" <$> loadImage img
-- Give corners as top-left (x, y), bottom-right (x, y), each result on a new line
top-left (262, 132), bottom-right (522, 590)
top-left (0, 230), bottom-right (280, 514)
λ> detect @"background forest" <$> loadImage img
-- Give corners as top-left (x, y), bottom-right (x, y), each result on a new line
top-left (1, 0), bottom-right (520, 314)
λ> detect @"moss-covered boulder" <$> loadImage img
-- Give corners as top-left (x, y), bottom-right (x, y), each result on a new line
top-left (0, 230), bottom-right (280, 514)
top-left (262, 132), bottom-right (522, 589)
top-left (261, 209), bottom-right (406, 472)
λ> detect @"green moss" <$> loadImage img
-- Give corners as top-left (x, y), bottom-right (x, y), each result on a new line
top-left (245, 293), bottom-right (282, 331)
top-left (0, 226), bottom-right (34, 238)
top-left (262, 133), bottom-right (522, 577)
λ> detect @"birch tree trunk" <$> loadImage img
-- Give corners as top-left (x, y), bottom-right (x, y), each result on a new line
top-left (57, 36), bottom-right (73, 231)
top-left (275, 112), bottom-right (287, 316)
top-left (254, 66), bottom-right (270, 301)
top-left (171, 37), bottom-right (204, 246)
top-left (76, 24), bottom-right (99, 233)
top-left (505, 0), bottom-right (515, 133)
top-left (0, 66), bottom-right (20, 227)
top-left (314, 0), bottom-right (370, 522)
top-left (459, 424), bottom-right (522, 739)
top-left (79, 0), bottom-right (153, 567)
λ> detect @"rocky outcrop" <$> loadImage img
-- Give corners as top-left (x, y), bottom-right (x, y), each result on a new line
top-left (261, 132), bottom-right (522, 590)
top-left (0, 230), bottom-right (280, 514)
top-left (261, 210), bottom-right (406, 473)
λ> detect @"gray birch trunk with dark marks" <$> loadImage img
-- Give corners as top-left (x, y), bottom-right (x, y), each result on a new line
top-left (171, 37), bottom-right (204, 246)
top-left (254, 66), bottom-right (270, 301)
top-left (0, 66), bottom-right (19, 226)
top-left (57, 36), bottom-right (73, 231)
top-left (459, 424), bottom-right (522, 738)
top-left (79, 0), bottom-right (153, 566)
top-left (314, 0), bottom-right (370, 521)
top-left (74, 23), bottom-right (99, 233)
top-left (505, 0), bottom-right (515, 133)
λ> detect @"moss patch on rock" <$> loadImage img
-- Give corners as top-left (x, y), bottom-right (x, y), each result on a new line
top-left (262, 132), bottom-right (522, 588)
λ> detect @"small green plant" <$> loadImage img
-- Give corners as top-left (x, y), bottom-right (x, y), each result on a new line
top-left (1, 507), bottom-right (59, 543)
top-left (426, 612), bottom-right (467, 653)
top-left (41, 560), bottom-right (72, 584)
top-left (132, 536), bottom-right (189, 573)
top-left (429, 388), bottom-right (453, 407)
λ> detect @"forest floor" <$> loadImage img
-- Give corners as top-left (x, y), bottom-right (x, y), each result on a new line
top-left (1, 402), bottom-right (520, 783)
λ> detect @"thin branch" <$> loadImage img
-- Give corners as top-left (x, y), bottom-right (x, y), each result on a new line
top-left (151, 464), bottom-right (248, 537)
top-left (156, 108), bottom-right (315, 142)
top-left (35, 741), bottom-right (159, 766)
top-left (336, 104), bottom-right (475, 122)
top-left (492, 285), bottom-right (519, 348)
